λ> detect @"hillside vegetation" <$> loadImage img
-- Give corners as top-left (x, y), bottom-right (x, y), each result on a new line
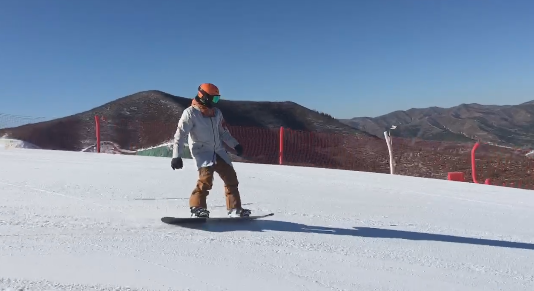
top-left (0, 90), bottom-right (367, 152)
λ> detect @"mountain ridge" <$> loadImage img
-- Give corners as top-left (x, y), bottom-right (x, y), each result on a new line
top-left (340, 100), bottom-right (534, 147)
top-left (0, 91), bottom-right (533, 184)
top-left (0, 90), bottom-right (370, 151)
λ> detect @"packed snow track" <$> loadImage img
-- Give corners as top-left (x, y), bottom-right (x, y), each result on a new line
top-left (1, 148), bottom-right (534, 291)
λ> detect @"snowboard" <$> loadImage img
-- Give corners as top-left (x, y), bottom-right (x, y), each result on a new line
top-left (161, 213), bottom-right (274, 225)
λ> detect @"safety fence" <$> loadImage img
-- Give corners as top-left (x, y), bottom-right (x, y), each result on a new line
top-left (470, 141), bottom-right (534, 188)
top-left (92, 115), bottom-right (534, 189)
top-left (1, 111), bottom-right (532, 189)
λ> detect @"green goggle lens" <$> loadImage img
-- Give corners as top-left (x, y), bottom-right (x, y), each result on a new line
top-left (212, 95), bottom-right (220, 103)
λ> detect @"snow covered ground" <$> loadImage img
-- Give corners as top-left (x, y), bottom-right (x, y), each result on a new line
top-left (0, 137), bottom-right (40, 150)
top-left (1, 148), bottom-right (534, 291)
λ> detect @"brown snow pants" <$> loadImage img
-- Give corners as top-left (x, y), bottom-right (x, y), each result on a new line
top-left (189, 154), bottom-right (242, 210)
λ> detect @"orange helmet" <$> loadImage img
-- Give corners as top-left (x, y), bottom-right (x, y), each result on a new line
top-left (197, 83), bottom-right (221, 106)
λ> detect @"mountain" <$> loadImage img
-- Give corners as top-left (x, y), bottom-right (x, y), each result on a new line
top-left (2, 91), bottom-right (533, 185)
top-left (340, 100), bottom-right (534, 147)
top-left (0, 90), bottom-right (369, 152)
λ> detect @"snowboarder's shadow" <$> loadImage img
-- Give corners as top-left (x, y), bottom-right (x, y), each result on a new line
top-left (177, 219), bottom-right (534, 251)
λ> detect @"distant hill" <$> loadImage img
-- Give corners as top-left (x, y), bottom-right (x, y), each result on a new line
top-left (339, 100), bottom-right (534, 147)
top-left (1, 91), bottom-right (534, 186)
top-left (0, 90), bottom-right (369, 152)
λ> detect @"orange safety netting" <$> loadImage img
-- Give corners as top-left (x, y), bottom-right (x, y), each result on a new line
top-left (93, 116), bottom-right (534, 188)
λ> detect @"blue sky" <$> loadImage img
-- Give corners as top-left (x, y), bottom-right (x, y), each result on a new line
top-left (1, 0), bottom-right (533, 122)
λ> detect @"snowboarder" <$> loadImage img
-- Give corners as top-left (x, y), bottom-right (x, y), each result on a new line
top-left (170, 83), bottom-right (251, 218)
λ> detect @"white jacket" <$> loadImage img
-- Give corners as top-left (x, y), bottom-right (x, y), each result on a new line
top-left (172, 106), bottom-right (240, 169)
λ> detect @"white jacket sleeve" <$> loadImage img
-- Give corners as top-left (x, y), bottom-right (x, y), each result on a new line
top-left (172, 109), bottom-right (194, 159)
top-left (218, 112), bottom-right (239, 148)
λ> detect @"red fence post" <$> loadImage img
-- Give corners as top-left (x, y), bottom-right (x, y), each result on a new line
top-left (95, 115), bottom-right (101, 153)
top-left (279, 126), bottom-right (284, 165)
top-left (471, 142), bottom-right (480, 183)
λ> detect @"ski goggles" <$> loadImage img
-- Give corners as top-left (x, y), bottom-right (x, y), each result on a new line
top-left (199, 88), bottom-right (221, 103)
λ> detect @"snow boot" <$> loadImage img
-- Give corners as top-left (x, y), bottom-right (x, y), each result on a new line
top-left (227, 208), bottom-right (251, 217)
top-left (191, 207), bottom-right (210, 218)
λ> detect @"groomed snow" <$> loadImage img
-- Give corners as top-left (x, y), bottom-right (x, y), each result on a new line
top-left (1, 148), bottom-right (534, 291)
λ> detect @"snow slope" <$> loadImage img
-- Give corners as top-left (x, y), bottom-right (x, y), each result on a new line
top-left (80, 141), bottom-right (137, 155)
top-left (1, 149), bottom-right (534, 291)
top-left (0, 137), bottom-right (40, 150)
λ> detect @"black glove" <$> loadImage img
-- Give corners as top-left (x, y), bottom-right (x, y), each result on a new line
top-left (234, 144), bottom-right (243, 156)
top-left (171, 157), bottom-right (183, 170)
